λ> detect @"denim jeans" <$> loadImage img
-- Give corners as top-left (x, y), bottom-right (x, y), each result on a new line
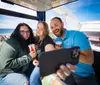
top-left (30, 66), bottom-right (42, 85)
top-left (0, 73), bottom-right (29, 85)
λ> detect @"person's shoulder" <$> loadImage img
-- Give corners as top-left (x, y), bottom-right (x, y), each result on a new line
top-left (46, 35), bottom-right (52, 39)
top-left (6, 37), bottom-right (19, 48)
top-left (44, 36), bottom-right (53, 41)
top-left (68, 30), bottom-right (80, 34)
top-left (75, 31), bottom-right (87, 38)
top-left (69, 30), bottom-right (86, 37)
top-left (7, 37), bottom-right (18, 43)
top-left (43, 36), bottom-right (55, 46)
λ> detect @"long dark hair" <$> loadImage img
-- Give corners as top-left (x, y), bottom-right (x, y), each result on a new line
top-left (11, 23), bottom-right (36, 53)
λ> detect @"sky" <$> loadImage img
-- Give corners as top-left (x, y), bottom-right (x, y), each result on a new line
top-left (65, 0), bottom-right (100, 22)
top-left (0, 0), bottom-right (100, 29)
top-left (46, 0), bottom-right (100, 24)
top-left (45, 0), bottom-right (100, 31)
top-left (46, 0), bottom-right (100, 22)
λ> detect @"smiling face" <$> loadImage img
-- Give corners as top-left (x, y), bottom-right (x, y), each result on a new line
top-left (36, 22), bottom-right (49, 40)
top-left (19, 25), bottom-right (30, 40)
top-left (50, 18), bottom-right (64, 37)
top-left (36, 23), bottom-right (44, 37)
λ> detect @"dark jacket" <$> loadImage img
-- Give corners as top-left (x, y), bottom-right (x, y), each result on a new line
top-left (0, 38), bottom-right (33, 78)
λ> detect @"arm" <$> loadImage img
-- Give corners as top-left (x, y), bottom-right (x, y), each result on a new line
top-left (55, 32), bottom-right (94, 81)
top-left (79, 49), bottom-right (94, 65)
top-left (45, 44), bottom-right (56, 52)
top-left (0, 41), bottom-right (34, 70)
top-left (74, 32), bottom-right (94, 65)
top-left (44, 36), bottom-right (56, 52)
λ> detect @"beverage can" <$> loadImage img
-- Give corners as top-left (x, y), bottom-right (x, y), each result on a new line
top-left (28, 44), bottom-right (35, 52)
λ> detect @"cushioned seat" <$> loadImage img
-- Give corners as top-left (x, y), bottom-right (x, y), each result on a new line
top-left (93, 51), bottom-right (100, 84)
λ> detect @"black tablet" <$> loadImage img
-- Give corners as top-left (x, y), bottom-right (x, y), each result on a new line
top-left (39, 46), bottom-right (80, 77)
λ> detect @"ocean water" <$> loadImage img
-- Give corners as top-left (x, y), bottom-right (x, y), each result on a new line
top-left (0, 28), bottom-right (36, 34)
top-left (0, 28), bottom-right (14, 34)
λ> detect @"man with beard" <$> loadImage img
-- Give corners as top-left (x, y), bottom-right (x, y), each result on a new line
top-left (50, 17), bottom-right (98, 85)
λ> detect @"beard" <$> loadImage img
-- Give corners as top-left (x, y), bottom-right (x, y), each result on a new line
top-left (54, 27), bottom-right (64, 37)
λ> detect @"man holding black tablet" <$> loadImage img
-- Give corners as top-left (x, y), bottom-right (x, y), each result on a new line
top-left (50, 17), bottom-right (98, 85)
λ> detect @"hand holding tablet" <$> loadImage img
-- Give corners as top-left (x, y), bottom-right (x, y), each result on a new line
top-left (39, 46), bottom-right (80, 77)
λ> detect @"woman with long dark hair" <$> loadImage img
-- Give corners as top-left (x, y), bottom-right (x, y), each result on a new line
top-left (0, 23), bottom-right (37, 85)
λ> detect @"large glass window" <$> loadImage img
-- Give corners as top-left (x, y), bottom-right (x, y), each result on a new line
top-left (0, 14), bottom-right (38, 36)
top-left (0, 0), bottom-right (38, 44)
top-left (46, 0), bottom-right (100, 51)
top-left (0, 0), bottom-right (37, 16)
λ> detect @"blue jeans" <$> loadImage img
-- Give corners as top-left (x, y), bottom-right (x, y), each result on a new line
top-left (0, 73), bottom-right (29, 85)
top-left (30, 66), bottom-right (42, 85)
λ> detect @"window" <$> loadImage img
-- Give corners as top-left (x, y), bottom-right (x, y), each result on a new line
top-left (0, 14), bottom-right (38, 37)
top-left (0, 0), bottom-right (37, 16)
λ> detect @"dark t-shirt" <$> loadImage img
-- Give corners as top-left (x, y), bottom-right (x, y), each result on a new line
top-left (38, 35), bottom-right (55, 52)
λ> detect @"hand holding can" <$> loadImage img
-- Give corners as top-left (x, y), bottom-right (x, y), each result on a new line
top-left (55, 41), bottom-right (62, 49)
top-left (28, 44), bottom-right (37, 59)
top-left (28, 44), bottom-right (35, 52)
